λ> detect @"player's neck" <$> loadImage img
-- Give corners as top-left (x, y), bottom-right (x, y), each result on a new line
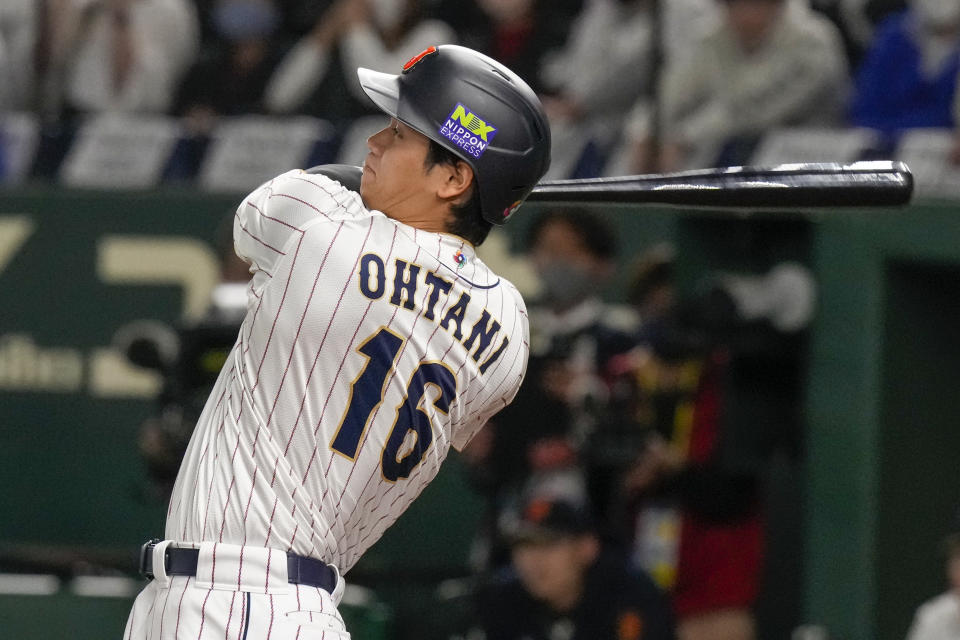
top-left (384, 199), bottom-right (453, 235)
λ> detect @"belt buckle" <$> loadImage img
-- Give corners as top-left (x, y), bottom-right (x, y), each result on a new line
top-left (139, 538), bottom-right (161, 579)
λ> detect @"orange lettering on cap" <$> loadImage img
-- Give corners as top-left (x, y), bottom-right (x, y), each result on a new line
top-left (402, 46), bottom-right (438, 73)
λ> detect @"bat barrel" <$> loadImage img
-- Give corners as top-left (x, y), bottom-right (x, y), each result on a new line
top-left (526, 161), bottom-right (914, 208)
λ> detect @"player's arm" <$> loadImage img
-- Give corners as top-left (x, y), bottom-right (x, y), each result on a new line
top-left (304, 164), bottom-right (362, 191)
top-left (233, 168), bottom-right (360, 295)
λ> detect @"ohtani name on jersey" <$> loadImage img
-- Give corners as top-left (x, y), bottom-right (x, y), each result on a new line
top-left (358, 254), bottom-right (508, 375)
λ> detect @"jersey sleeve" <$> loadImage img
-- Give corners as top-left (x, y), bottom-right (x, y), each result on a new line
top-left (234, 169), bottom-right (368, 302)
top-left (450, 283), bottom-right (531, 452)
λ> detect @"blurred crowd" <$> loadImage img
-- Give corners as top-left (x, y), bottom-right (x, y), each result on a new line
top-left (444, 208), bottom-right (816, 640)
top-left (1, 0), bottom-right (960, 182)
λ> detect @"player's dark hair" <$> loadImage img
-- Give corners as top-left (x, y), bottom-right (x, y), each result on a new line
top-left (425, 140), bottom-right (491, 246)
top-left (525, 208), bottom-right (617, 260)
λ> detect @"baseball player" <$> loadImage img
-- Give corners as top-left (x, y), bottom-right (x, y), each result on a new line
top-left (123, 44), bottom-right (551, 639)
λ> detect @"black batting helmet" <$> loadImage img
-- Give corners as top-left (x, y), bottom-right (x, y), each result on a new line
top-left (357, 44), bottom-right (551, 225)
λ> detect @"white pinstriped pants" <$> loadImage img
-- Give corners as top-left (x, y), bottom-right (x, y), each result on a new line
top-left (123, 541), bottom-right (350, 639)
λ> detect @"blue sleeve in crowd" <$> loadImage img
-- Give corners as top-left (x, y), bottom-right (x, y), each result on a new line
top-left (849, 11), bottom-right (960, 134)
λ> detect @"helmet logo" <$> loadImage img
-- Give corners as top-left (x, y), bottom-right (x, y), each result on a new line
top-left (402, 46), bottom-right (438, 73)
top-left (439, 103), bottom-right (498, 159)
top-left (503, 200), bottom-right (523, 220)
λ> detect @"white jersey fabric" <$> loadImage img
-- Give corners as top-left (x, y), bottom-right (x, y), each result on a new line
top-left (906, 592), bottom-right (960, 640)
top-left (168, 169), bottom-right (529, 572)
top-left (124, 169), bottom-right (529, 639)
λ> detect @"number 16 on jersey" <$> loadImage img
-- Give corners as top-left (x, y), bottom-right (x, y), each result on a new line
top-left (330, 328), bottom-right (458, 482)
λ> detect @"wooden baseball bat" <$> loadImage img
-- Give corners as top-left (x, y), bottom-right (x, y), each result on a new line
top-left (525, 161), bottom-right (914, 208)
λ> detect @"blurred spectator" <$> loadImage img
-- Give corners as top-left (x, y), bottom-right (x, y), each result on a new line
top-left (36, 0), bottom-right (199, 120)
top-left (808, 0), bottom-right (904, 66)
top-left (461, 493), bottom-right (675, 640)
top-left (524, 208), bottom-right (640, 515)
top-left (849, 0), bottom-right (960, 137)
top-left (615, 258), bottom-right (816, 640)
top-left (804, 0), bottom-right (864, 65)
top-left (453, 0), bottom-right (573, 96)
top-left (429, 0), bottom-right (581, 43)
top-left (524, 208), bottom-right (636, 436)
top-left (263, 0), bottom-right (454, 120)
top-left (174, 0), bottom-right (285, 132)
top-left (617, 0), bottom-right (848, 173)
top-left (905, 518), bottom-right (960, 640)
top-left (0, 0), bottom-right (37, 112)
top-left (539, 0), bottom-right (720, 179)
top-left (842, 0), bottom-right (877, 45)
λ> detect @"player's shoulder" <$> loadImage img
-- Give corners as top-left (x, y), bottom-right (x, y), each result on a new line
top-left (458, 249), bottom-right (528, 313)
top-left (497, 273), bottom-right (528, 316)
top-left (255, 168), bottom-right (370, 222)
top-left (914, 592), bottom-right (960, 623)
top-left (266, 168), bottom-right (358, 201)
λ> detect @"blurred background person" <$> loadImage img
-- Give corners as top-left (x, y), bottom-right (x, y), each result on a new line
top-left (263, 0), bottom-right (454, 162)
top-left (906, 514), bottom-right (960, 640)
top-left (429, 0), bottom-right (581, 49)
top-left (806, 0), bottom-right (905, 66)
top-left (615, 0), bottom-right (848, 174)
top-left (38, 0), bottom-right (199, 120)
top-left (613, 255), bottom-right (816, 640)
top-left (461, 208), bottom-right (639, 570)
top-left (849, 0), bottom-right (960, 140)
top-left (462, 492), bottom-right (676, 640)
top-left (174, 0), bottom-right (285, 132)
top-left (0, 0), bottom-right (37, 113)
top-left (538, 0), bottom-right (719, 179)
top-left (522, 208), bottom-right (637, 455)
top-left (453, 0), bottom-right (576, 97)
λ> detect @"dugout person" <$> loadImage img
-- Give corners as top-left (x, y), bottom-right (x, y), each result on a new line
top-left (464, 493), bottom-right (675, 640)
top-left (522, 208), bottom-right (640, 521)
top-left (123, 44), bottom-right (550, 639)
top-left (463, 207), bottom-right (639, 569)
top-left (614, 256), bottom-right (815, 640)
top-left (906, 517), bottom-right (960, 640)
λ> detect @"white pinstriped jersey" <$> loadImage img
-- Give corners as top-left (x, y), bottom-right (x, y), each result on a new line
top-left (165, 169), bottom-right (529, 574)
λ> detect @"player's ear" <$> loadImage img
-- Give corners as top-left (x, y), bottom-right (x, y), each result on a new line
top-left (437, 160), bottom-right (474, 202)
